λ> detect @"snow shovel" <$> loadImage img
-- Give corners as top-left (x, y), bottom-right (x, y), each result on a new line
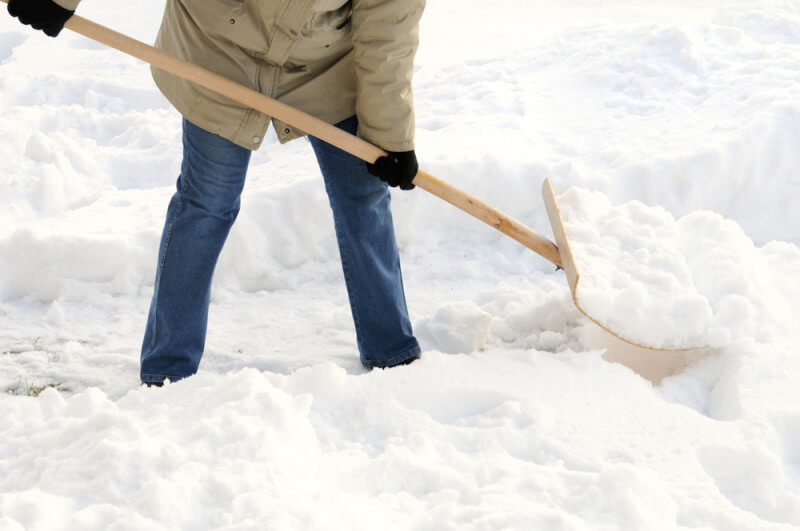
top-left (3, 6), bottom-right (676, 351)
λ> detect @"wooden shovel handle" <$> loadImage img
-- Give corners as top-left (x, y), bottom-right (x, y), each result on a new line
top-left (6, 6), bottom-right (563, 267)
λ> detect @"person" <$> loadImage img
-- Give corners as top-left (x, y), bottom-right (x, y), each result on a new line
top-left (8, 0), bottom-right (426, 385)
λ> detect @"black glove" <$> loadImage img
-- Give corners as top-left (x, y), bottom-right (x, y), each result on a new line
top-left (366, 150), bottom-right (418, 190)
top-left (8, 0), bottom-right (74, 37)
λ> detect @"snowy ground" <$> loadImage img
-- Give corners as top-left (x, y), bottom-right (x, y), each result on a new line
top-left (2, 0), bottom-right (800, 529)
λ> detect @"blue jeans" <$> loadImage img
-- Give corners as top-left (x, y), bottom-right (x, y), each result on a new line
top-left (140, 117), bottom-right (420, 384)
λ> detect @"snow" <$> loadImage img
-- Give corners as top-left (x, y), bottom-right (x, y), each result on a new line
top-left (2, 0), bottom-right (800, 529)
top-left (558, 187), bottom-right (800, 350)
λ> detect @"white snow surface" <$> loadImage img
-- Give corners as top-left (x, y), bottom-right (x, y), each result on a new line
top-left (559, 187), bottom-right (800, 350)
top-left (2, 0), bottom-right (800, 529)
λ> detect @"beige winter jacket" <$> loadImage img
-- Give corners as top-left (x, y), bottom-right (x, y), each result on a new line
top-left (55, 0), bottom-right (425, 151)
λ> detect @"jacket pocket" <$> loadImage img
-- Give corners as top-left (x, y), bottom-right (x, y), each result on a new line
top-left (179, 0), bottom-right (270, 54)
top-left (179, 0), bottom-right (247, 39)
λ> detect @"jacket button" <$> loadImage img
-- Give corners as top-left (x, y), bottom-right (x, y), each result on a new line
top-left (252, 135), bottom-right (261, 144)
top-left (284, 128), bottom-right (291, 134)
top-left (229, 19), bottom-right (235, 24)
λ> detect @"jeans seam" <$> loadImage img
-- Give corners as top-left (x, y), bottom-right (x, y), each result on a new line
top-left (146, 129), bottom-right (190, 357)
top-left (316, 156), bottom-right (366, 347)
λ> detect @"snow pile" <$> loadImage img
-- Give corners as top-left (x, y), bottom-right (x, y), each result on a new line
top-left (558, 187), bottom-right (800, 350)
top-left (2, 0), bottom-right (800, 529)
top-left (415, 301), bottom-right (493, 354)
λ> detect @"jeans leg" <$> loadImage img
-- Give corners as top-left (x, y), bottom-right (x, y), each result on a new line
top-left (309, 116), bottom-right (421, 368)
top-left (141, 119), bottom-right (252, 384)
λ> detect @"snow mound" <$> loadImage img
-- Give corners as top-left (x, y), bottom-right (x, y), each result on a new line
top-left (559, 187), bottom-right (800, 350)
top-left (416, 300), bottom-right (493, 354)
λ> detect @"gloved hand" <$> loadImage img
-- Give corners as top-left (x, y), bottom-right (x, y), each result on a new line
top-left (366, 150), bottom-right (418, 190)
top-left (7, 0), bottom-right (74, 37)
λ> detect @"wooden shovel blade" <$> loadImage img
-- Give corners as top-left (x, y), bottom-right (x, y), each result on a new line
top-left (542, 178), bottom-right (707, 352)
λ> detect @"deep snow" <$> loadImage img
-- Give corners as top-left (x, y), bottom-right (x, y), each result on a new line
top-left (2, 0), bottom-right (800, 529)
